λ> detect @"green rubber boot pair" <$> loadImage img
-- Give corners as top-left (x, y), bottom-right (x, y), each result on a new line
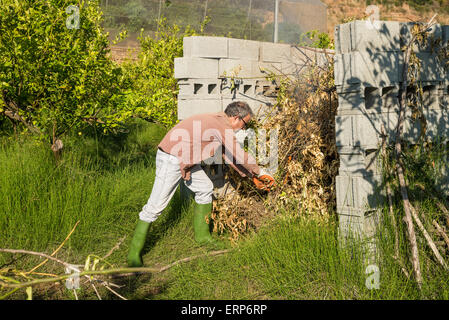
top-left (193, 202), bottom-right (217, 245)
top-left (127, 219), bottom-right (150, 267)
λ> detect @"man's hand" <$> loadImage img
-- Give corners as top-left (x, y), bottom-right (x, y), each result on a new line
top-left (253, 168), bottom-right (276, 191)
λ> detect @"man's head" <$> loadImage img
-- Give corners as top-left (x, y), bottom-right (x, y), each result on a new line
top-left (224, 101), bottom-right (254, 131)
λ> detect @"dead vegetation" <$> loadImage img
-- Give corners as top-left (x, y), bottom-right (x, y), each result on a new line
top-left (212, 52), bottom-right (339, 242)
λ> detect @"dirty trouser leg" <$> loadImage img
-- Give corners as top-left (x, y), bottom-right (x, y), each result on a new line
top-left (139, 149), bottom-right (182, 223)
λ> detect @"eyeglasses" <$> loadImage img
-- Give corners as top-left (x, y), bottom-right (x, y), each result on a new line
top-left (240, 117), bottom-right (248, 130)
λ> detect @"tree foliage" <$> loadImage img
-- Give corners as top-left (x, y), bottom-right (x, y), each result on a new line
top-left (0, 0), bottom-right (129, 150)
top-left (121, 19), bottom-right (199, 128)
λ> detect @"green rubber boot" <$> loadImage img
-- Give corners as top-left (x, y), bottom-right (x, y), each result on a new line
top-left (127, 220), bottom-right (150, 267)
top-left (193, 202), bottom-right (215, 244)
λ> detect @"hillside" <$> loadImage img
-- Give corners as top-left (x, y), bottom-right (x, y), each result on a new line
top-left (322, 0), bottom-right (449, 36)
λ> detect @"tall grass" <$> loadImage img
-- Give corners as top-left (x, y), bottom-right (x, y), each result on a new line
top-left (2, 121), bottom-right (449, 300)
top-left (0, 120), bottom-right (168, 267)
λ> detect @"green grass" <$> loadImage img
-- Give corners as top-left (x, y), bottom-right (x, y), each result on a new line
top-left (1, 121), bottom-right (449, 300)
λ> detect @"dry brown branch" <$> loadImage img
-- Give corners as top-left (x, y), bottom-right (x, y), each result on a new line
top-left (410, 205), bottom-right (448, 270)
top-left (432, 220), bottom-right (449, 251)
top-left (104, 284), bottom-right (127, 300)
top-left (159, 249), bottom-right (231, 272)
top-left (0, 248), bottom-right (231, 294)
top-left (0, 249), bottom-right (72, 269)
top-left (102, 236), bottom-right (126, 260)
top-left (392, 16), bottom-right (438, 288)
top-left (90, 282), bottom-right (102, 300)
top-left (214, 53), bottom-right (338, 240)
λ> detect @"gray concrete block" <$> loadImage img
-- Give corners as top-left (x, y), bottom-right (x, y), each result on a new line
top-left (334, 23), bottom-right (352, 54)
top-left (337, 91), bottom-right (365, 113)
top-left (416, 52), bottom-right (444, 82)
top-left (183, 36), bottom-right (228, 58)
top-left (174, 57), bottom-right (219, 79)
top-left (338, 147), bottom-right (382, 176)
top-left (338, 209), bottom-right (382, 240)
top-left (252, 61), bottom-right (283, 78)
top-left (260, 42), bottom-right (292, 62)
top-left (337, 85), bottom-right (399, 115)
top-left (336, 174), bottom-right (384, 212)
top-left (228, 38), bottom-right (260, 61)
top-left (221, 78), bottom-right (259, 99)
top-left (334, 51), bottom-right (401, 87)
top-left (336, 112), bottom-right (399, 148)
top-left (219, 59), bottom-right (255, 79)
top-left (287, 46), bottom-right (331, 77)
top-left (351, 20), bottom-right (402, 52)
top-left (177, 98), bottom-right (222, 120)
top-left (177, 78), bottom-right (221, 99)
top-left (424, 108), bottom-right (449, 139)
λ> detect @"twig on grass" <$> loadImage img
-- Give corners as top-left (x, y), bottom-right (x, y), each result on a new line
top-left (103, 236), bottom-right (126, 260)
top-left (0, 248), bottom-right (232, 294)
top-left (432, 220), bottom-right (449, 251)
top-left (410, 205), bottom-right (448, 270)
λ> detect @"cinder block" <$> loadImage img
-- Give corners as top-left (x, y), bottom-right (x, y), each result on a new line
top-left (174, 57), bottom-right (219, 79)
top-left (337, 91), bottom-right (365, 114)
top-left (177, 99), bottom-right (222, 120)
top-left (416, 52), bottom-right (444, 82)
top-left (221, 78), bottom-right (258, 99)
top-left (338, 210), bottom-right (381, 239)
top-left (334, 22), bottom-right (352, 54)
top-left (183, 36), bottom-right (228, 58)
top-left (336, 174), bottom-right (354, 208)
top-left (351, 20), bottom-right (402, 52)
top-left (337, 85), bottom-right (400, 115)
top-left (336, 174), bottom-right (384, 212)
top-left (336, 112), bottom-right (400, 148)
top-left (256, 61), bottom-right (283, 77)
top-left (334, 51), bottom-right (401, 87)
top-left (255, 80), bottom-right (279, 98)
top-left (287, 46), bottom-right (330, 76)
top-left (228, 38), bottom-right (260, 60)
top-left (219, 59), bottom-right (255, 79)
top-left (260, 42), bottom-right (292, 62)
top-left (338, 147), bottom-right (382, 176)
top-left (335, 114), bottom-right (354, 147)
top-left (177, 79), bottom-right (221, 99)
top-left (424, 108), bottom-right (449, 139)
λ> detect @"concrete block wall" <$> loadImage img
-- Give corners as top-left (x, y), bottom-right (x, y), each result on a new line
top-left (175, 36), bottom-right (329, 121)
top-left (175, 36), bottom-right (330, 198)
top-left (334, 20), bottom-right (449, 239)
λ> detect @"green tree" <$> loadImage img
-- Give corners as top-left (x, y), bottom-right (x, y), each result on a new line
top-left (121, 19), bottom-right (199, 128)
top-left (0, 0), bottom-right (129, 156)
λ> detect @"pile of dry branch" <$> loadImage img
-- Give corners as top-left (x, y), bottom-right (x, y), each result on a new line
top-left (211, 52), bottom-right (339, 242)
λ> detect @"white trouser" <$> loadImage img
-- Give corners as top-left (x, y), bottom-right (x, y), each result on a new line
top-left (139, 149), bottom-right (214, 223)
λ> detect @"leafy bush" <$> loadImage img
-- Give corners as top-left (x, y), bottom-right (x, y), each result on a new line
top-left (0, 0), bottom-right (130, 150)
top-left (120, 19), bottom-right (199, 128)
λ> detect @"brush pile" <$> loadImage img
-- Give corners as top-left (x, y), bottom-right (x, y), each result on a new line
top-left (211, 51), bottom-right (339, 242)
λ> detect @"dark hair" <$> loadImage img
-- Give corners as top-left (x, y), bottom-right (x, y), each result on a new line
top-left (224, 101), bottom-right (254, 119)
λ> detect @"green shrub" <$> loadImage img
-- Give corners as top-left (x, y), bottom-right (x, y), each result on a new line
top-left (0, 0), bottom-right (130, 148)
top-left (120, 19), bottom-right (200, 128)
